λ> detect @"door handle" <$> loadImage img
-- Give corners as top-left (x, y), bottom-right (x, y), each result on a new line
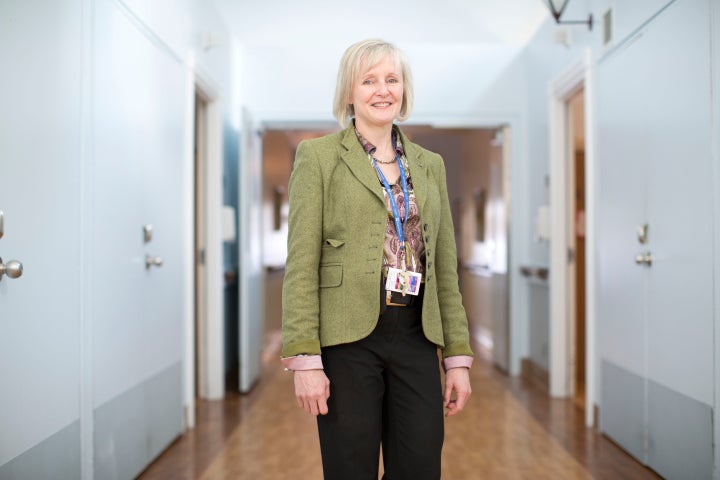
top-left (145, 255), bottom-right (163, 269)
top-left (635, 252), bottom-right (652, 267)
top-left (0, 257), bottom-right (23, 281)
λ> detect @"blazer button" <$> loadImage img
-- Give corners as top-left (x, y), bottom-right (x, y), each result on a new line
top-left (425, 236), bottom-right (430, 243)
top-left (423, 224), bottom-right (429, 231)
top-left (428, 262), bottom-right (433, 269)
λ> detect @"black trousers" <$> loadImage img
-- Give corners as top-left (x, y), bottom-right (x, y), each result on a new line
top-left (317, 304), bottom-right (444, 480)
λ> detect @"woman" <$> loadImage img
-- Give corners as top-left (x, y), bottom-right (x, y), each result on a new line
top-left (281, 38), bottom-right (473, 480)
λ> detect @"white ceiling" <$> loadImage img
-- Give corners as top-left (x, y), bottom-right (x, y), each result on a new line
top-left (211, 0), bottom-right (551, 47)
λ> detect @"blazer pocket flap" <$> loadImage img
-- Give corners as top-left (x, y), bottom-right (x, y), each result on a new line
top-left (319, 263), bottom-right (342, 288)
top-left (324, 238), bottom-right (345, 248)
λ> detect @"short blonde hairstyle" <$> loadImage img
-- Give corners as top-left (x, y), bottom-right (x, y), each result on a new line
top-left (333, 39), bottom-right (414, 128)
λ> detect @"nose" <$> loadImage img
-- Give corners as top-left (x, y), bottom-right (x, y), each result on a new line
top-left (376, 81), bottom-right (390, 95)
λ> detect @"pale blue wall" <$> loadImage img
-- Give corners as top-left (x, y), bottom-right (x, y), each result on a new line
top-left (447, 0), bottom-right (592, 372)
top-left (510, 16), bottom-right (590, 370)
top-left (0, 0), bottom-right (240, 478)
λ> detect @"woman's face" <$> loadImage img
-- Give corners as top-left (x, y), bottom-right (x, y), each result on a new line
top-left (350, 55), bottom-right (403, 130)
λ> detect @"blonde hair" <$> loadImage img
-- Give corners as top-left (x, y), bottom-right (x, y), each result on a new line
top-left (333, 39), bottom-right (414, 128)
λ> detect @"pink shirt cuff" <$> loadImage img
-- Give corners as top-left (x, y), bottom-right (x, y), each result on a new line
top-left (442, 355), bottom-right (473, 371)
top-left (281, 355), bottom-right (324, 371)
top-left (282, 354), bottom-right (471, 372)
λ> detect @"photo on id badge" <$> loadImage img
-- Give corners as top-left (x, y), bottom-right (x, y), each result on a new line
top-left (386, 267), bottom-right (421, 295)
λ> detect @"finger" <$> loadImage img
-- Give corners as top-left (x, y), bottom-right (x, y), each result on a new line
top-left (318, 397), bottom-right (329, 415)
top-left (453, 391), bottom-right (469, 412)
top-left (446, 386), bottom-right (471, 416)
top-left (445, 399), bottom-right (458, 417)
top-left (317, 382), bottom-right (330, 415)
top-left (301, 391), bottom-right (320, 413)
top-left (457, 383), bottom-right (471, 400)
top-left (443, 382), bottom-right (453, 407)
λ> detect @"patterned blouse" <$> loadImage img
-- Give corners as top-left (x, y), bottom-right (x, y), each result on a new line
top-left (354, 125), bottom-right (426, 283)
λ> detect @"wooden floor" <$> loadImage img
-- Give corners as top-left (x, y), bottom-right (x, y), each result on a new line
top-left (138, 338), bottom-right (661, 480)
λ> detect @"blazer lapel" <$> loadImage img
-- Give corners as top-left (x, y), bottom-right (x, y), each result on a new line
top-left (400, 131), bottom-right (428, 212)
top-left (340, 127), bottom-right (385, 204)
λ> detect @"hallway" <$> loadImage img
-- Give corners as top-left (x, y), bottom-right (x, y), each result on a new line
top-left (3, 1), bottom-right (719, 478)
top-left (139, 337), bottom-right (660, 480)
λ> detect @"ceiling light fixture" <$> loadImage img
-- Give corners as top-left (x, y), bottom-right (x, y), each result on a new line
top-left (544, 0), bottom-right (593, 30)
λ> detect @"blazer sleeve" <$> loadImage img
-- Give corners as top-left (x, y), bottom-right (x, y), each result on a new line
top-left (281, 141), bottom-right (324, 357)
top-left (433, 154), bottom-right (474, 358)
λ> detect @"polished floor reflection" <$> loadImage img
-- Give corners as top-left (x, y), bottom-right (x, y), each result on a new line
top-left (138, 337), bottom-right (660, 480)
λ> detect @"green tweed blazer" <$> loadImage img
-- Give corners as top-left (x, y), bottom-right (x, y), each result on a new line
top-left (281, 124), bottom-right (473, 359)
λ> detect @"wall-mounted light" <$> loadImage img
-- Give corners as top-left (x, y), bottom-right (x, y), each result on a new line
top-left (544, 0), bottom-right (593, 30)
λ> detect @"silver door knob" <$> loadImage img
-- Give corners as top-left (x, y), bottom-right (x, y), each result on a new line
top-left (635, 252), bottom-right (652, 267)
top-left (0, 257), bottom-right (23, 281)
top-left (145, 255), bottom-right (163, 269)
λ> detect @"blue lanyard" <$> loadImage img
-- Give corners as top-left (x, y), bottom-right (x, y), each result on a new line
top-left (372, 153), bottom-right (410, 253)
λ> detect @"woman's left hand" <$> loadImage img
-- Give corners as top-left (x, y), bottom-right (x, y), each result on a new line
top-left (443, 367), bottom-right (471, 417)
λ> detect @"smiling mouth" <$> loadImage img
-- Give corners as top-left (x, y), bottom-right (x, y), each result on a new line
top-left (373, 102), bottom-right (391, 107)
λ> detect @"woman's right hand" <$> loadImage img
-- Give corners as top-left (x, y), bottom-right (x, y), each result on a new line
top-left (293, 369), bottom-right (330, 416)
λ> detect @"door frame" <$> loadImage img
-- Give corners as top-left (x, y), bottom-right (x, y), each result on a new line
top-left (548, 49), bottom-right (597, 426)
top-left (421, 116), bottom-right (524, 376)
top-left (259, 115), bottom-right (526, 376)
top-left (239, 108), bottom-right (265, 392)
top-left (711, 0), bottom-right (720, 473)
top-left (183, 58), bottom-right (225, 427)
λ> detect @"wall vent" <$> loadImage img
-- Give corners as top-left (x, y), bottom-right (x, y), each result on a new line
top-left (603, 7), bottom-right (613, 45)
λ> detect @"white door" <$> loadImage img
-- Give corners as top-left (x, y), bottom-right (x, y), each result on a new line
top-left (239, 109), bottom-right (264, 392)
top-left (596, 39), bottom-right (649, 464)
top-left (597, 1), bottom-right (714, 477)
top-left (90, 1), bottom-right (186, 478)
top-left (641, 0), bottom-right (714, 475)
top-left (0, 1), bottom-right (84, 477)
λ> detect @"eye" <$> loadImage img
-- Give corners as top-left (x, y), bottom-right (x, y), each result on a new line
top-left (362, 78), bottom-right (373, 85)
top-left (388, 78), bottom-right (399, 84)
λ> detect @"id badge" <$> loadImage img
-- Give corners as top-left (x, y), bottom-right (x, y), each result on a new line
top-left (385, 267), bottom-right (422, 296)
